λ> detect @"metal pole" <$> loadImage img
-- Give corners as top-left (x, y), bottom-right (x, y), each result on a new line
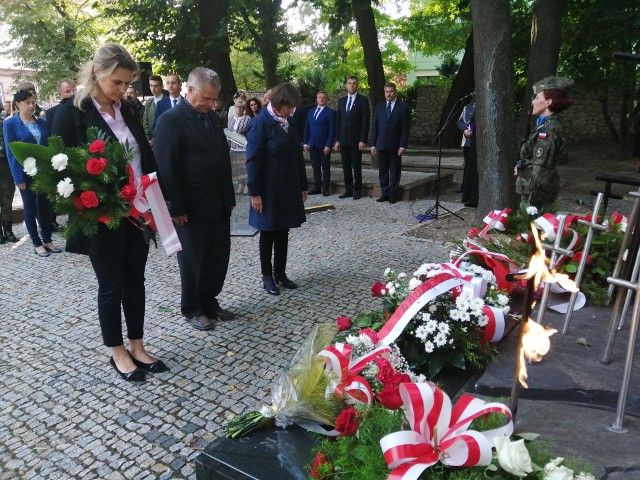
top-left (509, 277), bottom-right (535, 420)
top-left (607, 190), bottom-right (640, 301)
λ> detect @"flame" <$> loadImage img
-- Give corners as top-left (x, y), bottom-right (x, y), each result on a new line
top-left (518, 319), bottom-right (557, 387)
top-left (517, 223), bottom-right (579, 292)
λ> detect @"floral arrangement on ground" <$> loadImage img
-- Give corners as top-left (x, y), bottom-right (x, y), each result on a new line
top-left (8, 128), bottom-right (139, 238)
top-left (450, 203), bottom-right (626, 305)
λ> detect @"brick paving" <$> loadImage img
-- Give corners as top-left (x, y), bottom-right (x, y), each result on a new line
top-left (0, 186), bottom-right (463, 479)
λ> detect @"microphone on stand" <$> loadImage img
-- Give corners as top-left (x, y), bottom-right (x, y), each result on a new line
top-left (459, 92), bottom-right (475, 102)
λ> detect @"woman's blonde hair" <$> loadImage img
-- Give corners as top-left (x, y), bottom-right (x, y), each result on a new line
top-left (74, 43), bottom-right (139, 110)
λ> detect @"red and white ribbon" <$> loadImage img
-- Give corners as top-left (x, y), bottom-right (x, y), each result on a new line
top-left (380, 382), bottom-right (513, 479)
top-left (607, 211), bottom-right (628, 232)
top-left (480, 209), bottom-right (511, 236)
top-left (317, 343), bottom-right (390, 405)
top-left (377, 273), bottom-right (466, 346)
top-left (478, 305), bottom-right (505, 343)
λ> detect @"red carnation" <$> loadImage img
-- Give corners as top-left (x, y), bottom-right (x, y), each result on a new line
top-left (87, 158), bottom-right (107, 175)
top-left (359, 327), bottom-right (379, 344)
top-left (468, 227), bottom-right (480, 238)
top-left (572, 250), bottom-right (591, 264)
top-left (120, 185), bottom-right (137, 201)
top-left (310, 452), bottom-right (334, 479)
top-left (371, 280), bottom-right (387, 297)
top-left (80, 191), bottom-right (99, 208)
top-left (334, 407), bottom-right (359, 437)
top-left (88, 140), bottom-right (106, 154)
top-left (374, 357), bottom-right (395, 383)
top-left (336, 316), bottom-right (351, 332)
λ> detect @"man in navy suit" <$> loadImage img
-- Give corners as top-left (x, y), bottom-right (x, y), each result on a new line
top-left (370, 82), bottom-right (410, 204)
top-left (334, 76), bottom-right (370, 200)
top-left (303, 91), bottom-right (336, 196)
top-left (153, 73), bottom-right (183, 130)
top-left (154, 68), bottom-right (236, 331)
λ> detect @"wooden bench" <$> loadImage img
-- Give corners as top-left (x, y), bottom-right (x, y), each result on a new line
top-left (593, 173), bottom-right (640, 213)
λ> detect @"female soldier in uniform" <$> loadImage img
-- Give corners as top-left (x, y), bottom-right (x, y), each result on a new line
top-left (514, 76), bottom-right (574, 209)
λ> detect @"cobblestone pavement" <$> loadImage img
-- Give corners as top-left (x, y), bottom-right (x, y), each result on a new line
top-left (0, 188), bottom-right (462, 479)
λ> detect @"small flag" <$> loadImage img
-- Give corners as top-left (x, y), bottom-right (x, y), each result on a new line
top-left (538, 132), bottom-right (547, 139)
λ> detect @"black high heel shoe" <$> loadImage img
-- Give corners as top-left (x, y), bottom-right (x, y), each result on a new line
top-left (274, 275), bottom-right (298, 289)
top-left (109, 357), bottom-right (146, 382)
top-left (129, 352), bottom-right (169, 373)
top-left (262, 275), bottom-right (280, 295)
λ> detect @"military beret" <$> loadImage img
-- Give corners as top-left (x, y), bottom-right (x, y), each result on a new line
top-left (533, 76), bottom-right (573, 94)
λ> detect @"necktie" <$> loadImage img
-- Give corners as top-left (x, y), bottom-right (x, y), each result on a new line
top-left (314, 107), bottom-right (321, 120)
top-left (172, 99), bottom-right (178, 107)
top-left (346, 96), bottom-right (353, 112)
top-left (386, 102), bottom-right (392, 118)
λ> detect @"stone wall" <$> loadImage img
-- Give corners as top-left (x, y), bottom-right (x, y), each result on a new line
top-left (407, 85), bottom-right (627, 146)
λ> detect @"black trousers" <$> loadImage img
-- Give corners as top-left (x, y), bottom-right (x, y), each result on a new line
top-left (89, 220), bottom-right (149, 347)
top-left (176, 218), bottom-right (231, 318)
top-left (0, 160), bottom-right (14, 222)
top-left (259, 229), bottom-right (289, 277)
top-left (339, 146), bottom-right (363, 195)
top-left (309, 147), bottom-right (331, 192)
top-left (377, 150), bottom-right (402, 198)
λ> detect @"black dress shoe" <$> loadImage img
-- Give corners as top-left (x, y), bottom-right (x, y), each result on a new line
top-left (376, 195), bottom-right (389, 202)
top-left (338, 192), bottom-right (353, 199)
top-left (214, 307), bottom-right (236, 320)
top-left (308, 189), bottom-right (321, 195)
top-left (109, 357), bottom-right (146, 382)
top-left (33, 247), bottom-right (50, 257)
top-left (274, 276), bottom-right (298, 289)
top-left (464, 202), bottom-right (478, 208)
top-left (130, 355), bottom-right (169, 373)
top-left (262, 275), bottom-right (280, 295)
top-left (44, 245), bottom-right (62, 253)
top-left (353, 193), bottom-right (361, 200)
top-left (322, 191), bottom-right (330, 197)
top-left (389, 197), bottom-right (397, 204)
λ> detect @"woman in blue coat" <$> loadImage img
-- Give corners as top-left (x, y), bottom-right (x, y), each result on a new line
top-left (3, 89), bottom-right (61, 256)
top-left (246, 83), bottom-right (308, 295)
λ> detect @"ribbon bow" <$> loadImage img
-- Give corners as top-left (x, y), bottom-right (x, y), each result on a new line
top-left (380, 382), bottom-right (513, 479)
top-left (479, 208), bottom-right (511, 236)
top-left (317, 343), bottom-right (391, 405)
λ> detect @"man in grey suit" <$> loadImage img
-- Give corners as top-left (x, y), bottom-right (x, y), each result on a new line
top-left (154, 68), bottom-right (236, 331)
top-left (142, 74), bottom-right (167, 146)
top-left (334, 76), bottom-right (370, 200)
top-left (370, 82), bottom-right (410, 204)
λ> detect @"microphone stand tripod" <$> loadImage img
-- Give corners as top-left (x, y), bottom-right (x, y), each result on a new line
top-left (421, 96), bottom-right (467, 221)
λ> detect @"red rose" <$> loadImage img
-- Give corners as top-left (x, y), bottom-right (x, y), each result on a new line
top-left (88, 140), bottom-right (106, 154)
top-left (336, 315), bottom-right (351, 332)
top-left (80, 191), bottom-right (99, 208)
top-left (377, 373), bottom-right (411, 410)
top-left (334, 407), bottom-right (359, 436)
top-left (572, 250), bottom-right (591, 264)
top-left (310, 451), bottom-right (333, 479)
top-left (371, 280), bottom-right (386, 297)
top-left (87, 158), bottom-right (107, 175)
top-left (359, 327), bottom-right (379, 344)
top-left (120, 185), bottom-right (137, 201)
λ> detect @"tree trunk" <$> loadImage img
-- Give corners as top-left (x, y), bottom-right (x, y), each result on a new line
top-left (470, 0), bottom-right (518, 220)
top-left (519, 0), bottom-right (567, 136)
top-left (598, 94), bottom-right (619, 143)
top-left (438, 33), bottom-right (475, 148)
top-left (199, 0), bottom-right (237, 105)
top-left (259, 0), bottom-right (282, 88)
top-left (351, 0), bottom-right (385, 108)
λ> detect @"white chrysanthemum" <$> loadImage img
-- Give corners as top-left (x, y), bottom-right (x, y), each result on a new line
top-left (384, 267), bottom-right (391, 276)
top-left (456, 297), bottom-right (470, 311)
top-left (526, 206), bottom-right (539, 216)
top-left (421, 312), bottom-right (431, 322)
top-left (497, 294), bottom-right (509, 306)
top-left (56, 177), bottom-right (74, 198)
top-left (449, 309), bottom-right (461, 321)
top-left (23, 157), bottom-right (37, 176)
top-left (502, 306), bottom-right (511, 315)
top-left (434, 332), bottom-right (448, 347)
top-left (357, 333), bottom-right (375, 351)
top-left (51, 153), bottom-right (69, 171)
top-left (429, 304), bottom-right (437, 313)
top-left (471, 297), bottom-right (485, 311)
top-left (437, 322), bottom-right (450, 334)
top-left (409, 277), bottom-right (422, 290)
top-left (415, 325), bottom-right (429, 340)
top-left (477, 314), bottom-right (490, 327)
top-left (425, 319), bottom-right (438, 333)
top-left (398, 272), bottom-right (407, 279)
top-left (460, 311), bottom-right (471, 323)
top-left (387, 285), bottom-right (396, 296)
top-left (424, 341), bottom-right (435, 353)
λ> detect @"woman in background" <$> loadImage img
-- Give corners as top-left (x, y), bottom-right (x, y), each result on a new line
top-left (51, 43), bottom-right (166, 382)
top-left (246, 97), bottom-right (262, 120)
top-left (3, 89), bottom-right (59, 256)
top-left (246, 83), bottom-right (308, 296)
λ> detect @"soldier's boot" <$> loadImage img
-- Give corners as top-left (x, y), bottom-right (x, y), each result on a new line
top-left (2, 222), bottom-right (17, 243)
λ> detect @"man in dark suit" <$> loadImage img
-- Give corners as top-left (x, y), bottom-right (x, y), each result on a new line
top-left (370, 82), bottom-right (410, 204)
top-left (153, 67), bottom-right (236, 332)
top-left (153, 73), bottom-right (183, 130)
top-left (334, 75), bottom-right (370, 200)
top-left (45, 78), bottom-right (76, 127)
top-left (303, 91), bottom-right (336, 196)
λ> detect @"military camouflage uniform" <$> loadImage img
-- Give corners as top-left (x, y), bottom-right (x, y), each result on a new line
top-left (0, 121), bottom-right (15, 223)
top-left (515, 115), bottom-right (564, 209)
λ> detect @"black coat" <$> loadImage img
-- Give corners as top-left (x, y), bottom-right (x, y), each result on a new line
top-left (335, 93), bottom-right (370, 147)
top-left (246, 109), bottom-right (307, 231)
top-left (153, 100), bottom-right (235, 222)
top-left (50, 97), bottom-right (157, 255)
top-left (370, 99), bottom-right (410, 151)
